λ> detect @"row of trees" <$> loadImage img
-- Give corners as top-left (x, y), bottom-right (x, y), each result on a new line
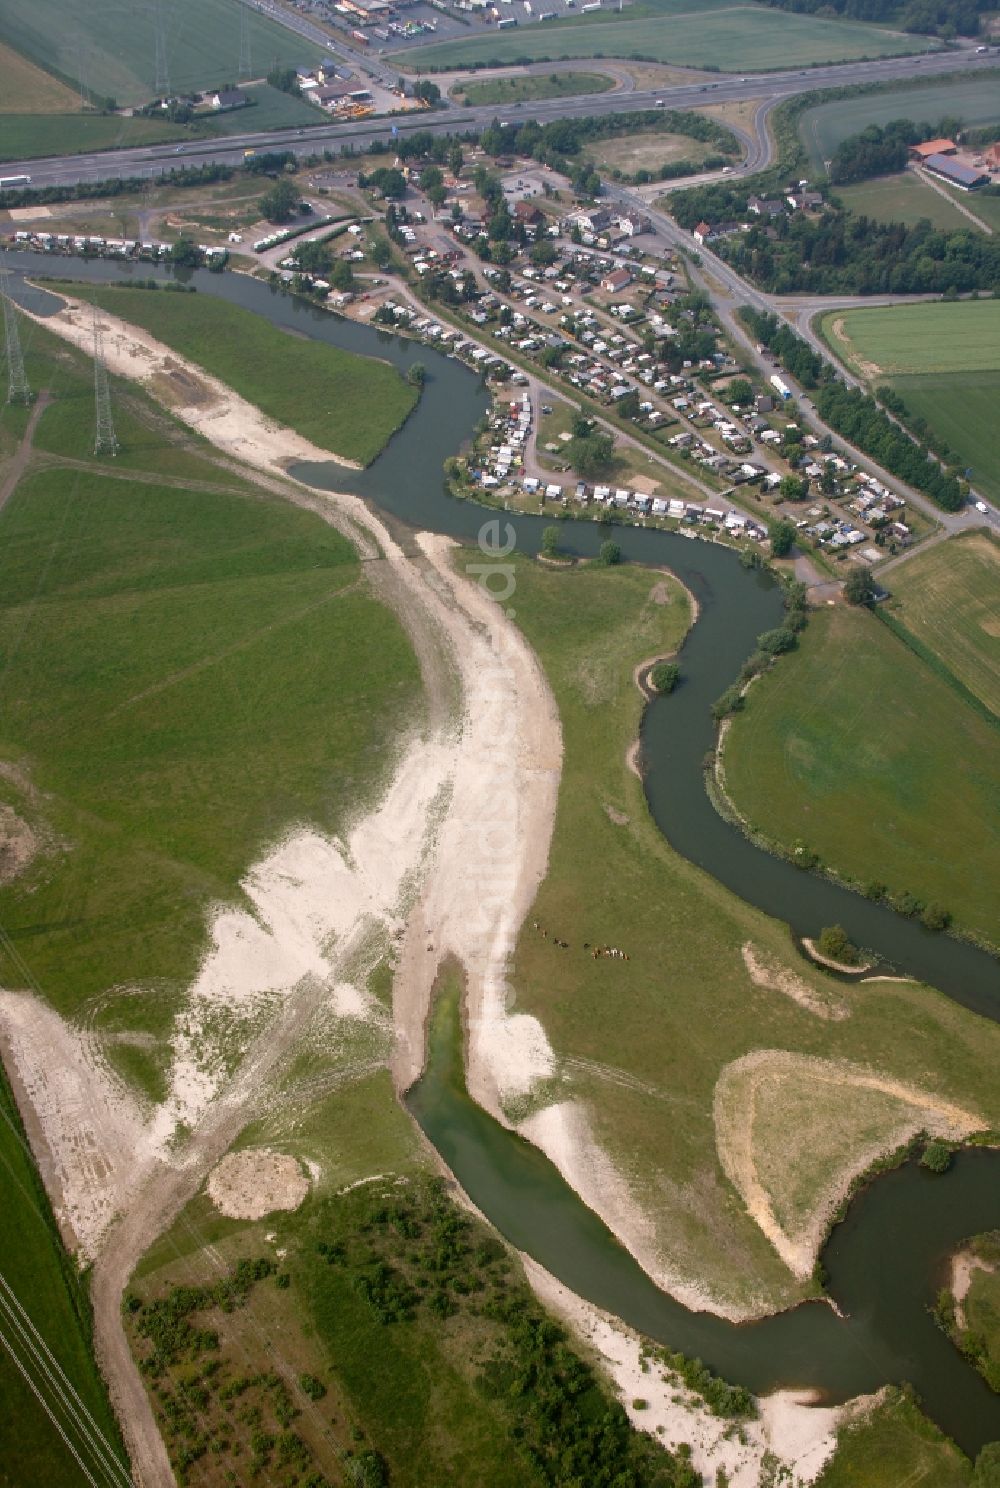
top-left (755, 0), bottom-right (988, 36)
top-left (829, 115), bottom-right (968, 183)
top-left (743, 306), bottom-right (966, 510)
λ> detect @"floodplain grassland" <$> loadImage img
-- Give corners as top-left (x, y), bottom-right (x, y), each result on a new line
top-left (0, 0), bottom-right (327, 106)
top-left (798, 75), bottom-right (1000, 171)
top-left (73, 284), bottom-right (420, 467)
top-left (887, 532), bottom-right (1000, 718)
top-left (0, 328), bottom-right (421, 1057)
top-left (722, 604), bottom-right (1000, 946)
top-left (834, 171), bottom-right (973, 231)
top-left (0, 39), bottom-right (79, 112)
top-left (409, 4), bottom-right (927, 73)
top-left (505, 557), bottom-right (1000, 1316)
top-left (0, 1068), bottom-right (125, 1487)
top-left (815, 1386), bottom-right (971, 1488)
top-left (452, 69), bottom-right (615, 105)
top-left (819, 301), bottom-right (1000, 501)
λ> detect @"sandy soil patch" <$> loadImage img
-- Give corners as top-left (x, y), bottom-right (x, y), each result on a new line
top-left (801, 937), bottom-right (873, 974)
top-left (0, 803), bottom-right (36, 884)
top-left (524, 1255), bottom-right (845, 1486)
top-left (605, 804), bottom-right (630, 826)
top-left (207, 1148), bottom-right (309, 1219)
top-left (741, 942), bottom-right (848, 1021)
top-left (951, 1248), bottom-right (996, 1330)
top-left (714, 1050), bottom-right (980, 1278)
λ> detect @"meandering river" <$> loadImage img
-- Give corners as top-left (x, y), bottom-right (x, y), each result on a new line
top-left (8, 255), bottom-right (1000, 1454)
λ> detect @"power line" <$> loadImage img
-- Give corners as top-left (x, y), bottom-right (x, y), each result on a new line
top-left (239, 2), bottom-right (253, 83)
top-left (153, 0), bottom-right (171, 100)
top-left (1, 265), bottom-right (31, 406)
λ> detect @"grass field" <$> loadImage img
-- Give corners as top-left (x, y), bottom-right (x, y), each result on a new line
top-left (0, 0), bottom-right (327, 107)
top-left (0, 1068), bottom-right (126, 1487)
top-left (410, 5), bottom-right (926, 72)
top-left (815, 1386), bottom-right (971, 1487)
top-left (0, 39), bottom-right (78, 112)
top-left (504, 558), bottom-right (1000, 1316)
top-left (799, 76), bottom-right (1000, 171)
top-left (939, 181), bottom-right (1000, 234)
top-left (834, 171), bottom-right (974, 232)
top-left (821, 300), bottom-right (1000, 379)
top-left (0, 323), bottom-right (421, 1046)
top-left (585, 129), bottom-right (725, 174)
top-left (964, 1255), bottom-right (1000, 1391)
top-left (723, 604), bottom-right (1000, 946)
top-left (453, 69), bottom-right (614, 105)
top-left (819, 302), bottom-right (1000, 499)
top-left (887, 533), bottom-right (1000, 719)
top-left (75, 285), bottom-right (419, 467)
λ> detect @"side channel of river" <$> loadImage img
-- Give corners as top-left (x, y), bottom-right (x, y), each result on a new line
top-left (9, 256), bottom-right (1000, 1454)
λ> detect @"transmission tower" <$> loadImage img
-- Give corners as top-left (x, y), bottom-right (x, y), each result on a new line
top-left (238, 3), bottom-right (253, 82)
top-left (153, 0), bottom-right (171, 100)
top-left (1, 265), bottom-right (31, 406)
top-left (92, 302), bottom-right (119, 457)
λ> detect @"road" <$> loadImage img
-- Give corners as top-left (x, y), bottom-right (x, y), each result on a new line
top-left (4, 49), bottom-right (997, 190)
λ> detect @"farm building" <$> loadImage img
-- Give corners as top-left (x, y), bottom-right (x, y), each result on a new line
top-left (910, 138), bottom-right (957, 160)
top-left (209, 88), bottom-right (248, 111)
top-left (922, 154), bottom-right (988, 191)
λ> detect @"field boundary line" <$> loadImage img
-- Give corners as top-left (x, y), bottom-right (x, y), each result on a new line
top-left (874, 607), bottom-right (1000, 730)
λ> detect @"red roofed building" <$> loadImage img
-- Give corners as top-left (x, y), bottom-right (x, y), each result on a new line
top-left (910, 138), bottom-right (957, 160)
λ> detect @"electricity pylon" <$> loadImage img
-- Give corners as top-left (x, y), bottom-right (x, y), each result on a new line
top-left (92, 302), bottom-right (119, 457)
top-left (1, 264), bottom-right (31, 406)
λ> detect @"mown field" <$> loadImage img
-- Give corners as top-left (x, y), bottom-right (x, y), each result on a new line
top-left (723, 604), bottom-right (1000, 946)
top-left (0, 0), bottom-right (326, 106)
top-left (453, 69), bottom-right (614, 105)
top-left (887, 533), bottom-right (1000, 719)
top-left (834, 171), bottom-right (975, 232)
top-left (0, 320), bottom-right (421, 1052)
top-left (505, 557), bottom-right (1000, 1318)
top-left (0, 38), bottom-right (78, 112)
top-left (0, 1069), bottom-right (126, 1488)
top-left (815, 1386), bottom-right (971, 1488)
top-left (585, 129), bottom-right (726, 174)
top-left (74, 284), bottom-right (419, 467)
top-left (819, 301), bottom-right (1000, 499)
top-left (799, 76), bottom-right (1000, 170)
top-left (410, 4), bottom-right (925, 72)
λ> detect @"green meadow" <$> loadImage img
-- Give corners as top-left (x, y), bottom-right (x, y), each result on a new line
top-left (799, 75), bottom-right (1000, 171)
top-left (410, 3), bottom-right (925, 73)
top-left (723, 604), bottom-right (1000, 946)
top-left (454, 69), bottom-right (615, 105)
top-left (834, 172), bottom-right (974, 232)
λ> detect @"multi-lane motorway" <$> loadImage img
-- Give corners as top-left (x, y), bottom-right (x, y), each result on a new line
top-left (4, 48), bottom-right (996, 190)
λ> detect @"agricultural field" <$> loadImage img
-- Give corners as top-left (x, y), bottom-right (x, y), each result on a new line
top-left (0, 39), bottom-right (78, 112)
top-left (722, 604), bottom-right (1000, 946)
top-left (76, 285), bottom-right (419, 467)
top-left (887, 532), bottom-right (1000, 718)
top-left (505, 557), bottom-right (1000, 1318)
top-left (815, 1386), bottom-right (971, 1488)
top-left (820, 301), bottom-right (1000, 500)
top-left (0, 319), bottom-right (421, 1049)
top-left (409, 4), bottom-right (927, 73)
top-left (0, 0), bottom-right (327, 107)
top-left (833, 171), bottom-right (974, 232)
top-left (799, 75), bottom-right (1000, 171)
top-left (452, 69), bottom-right (614, 105)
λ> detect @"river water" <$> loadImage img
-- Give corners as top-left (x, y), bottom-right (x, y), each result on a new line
top-left (8, 255), bottom-right (1000, 1453)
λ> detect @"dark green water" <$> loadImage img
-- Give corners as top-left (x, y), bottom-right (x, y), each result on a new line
top-left (9, 256), bottom-right (1000, 1451)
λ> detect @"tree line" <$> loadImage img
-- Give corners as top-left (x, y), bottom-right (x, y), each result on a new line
top-left (755, 0), bottom-right (988, 37)
top-left (741, 307), bottom-right (965, 510)
top-left (829, 115), bottom-right (968, 183)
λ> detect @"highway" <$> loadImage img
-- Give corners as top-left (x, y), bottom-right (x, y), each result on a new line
top-left (4, 48), bottom-right (997, 189)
